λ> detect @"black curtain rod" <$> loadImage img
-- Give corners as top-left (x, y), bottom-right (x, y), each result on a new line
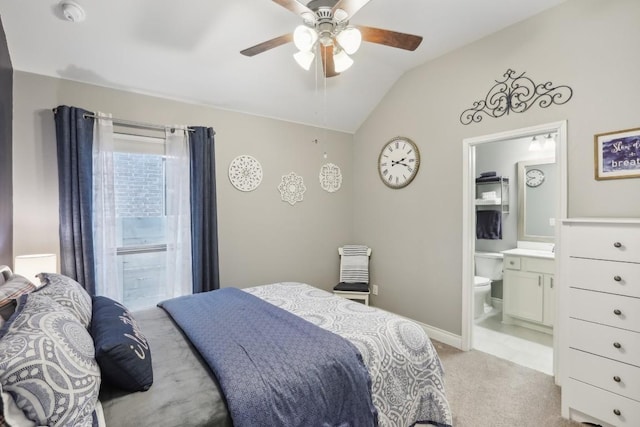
top-left (52, 108), bottom-right (195, 133)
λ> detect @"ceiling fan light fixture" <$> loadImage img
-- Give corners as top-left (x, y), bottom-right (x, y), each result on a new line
top-left (333, 8), bottom-right (349, 23)
top-left (301, 11), bottom-right (316, 25)
top-left (293, 25), bottom-right (318, 52)
top-left (293, 50), bottom-right (315, 71)
top-left (336, 26), bottom-right (362, 55)
top-left (333, 49), bottom-right (354, 73)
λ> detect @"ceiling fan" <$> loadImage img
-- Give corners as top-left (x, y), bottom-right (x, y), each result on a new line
top-left (240, 0), bottom-right (423, 77)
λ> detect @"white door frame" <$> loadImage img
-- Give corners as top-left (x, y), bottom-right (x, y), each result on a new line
top-left (461, 120), bottom-right (568, 380)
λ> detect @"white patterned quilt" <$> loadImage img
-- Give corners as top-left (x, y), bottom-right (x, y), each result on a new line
top-left (244, 282), bottom-right (453, 427)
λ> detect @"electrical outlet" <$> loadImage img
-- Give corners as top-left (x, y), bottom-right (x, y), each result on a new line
top-left (372, 284), bottom-right (379, 295)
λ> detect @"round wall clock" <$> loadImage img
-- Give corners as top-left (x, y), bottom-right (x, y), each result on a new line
top-left (228, 155), bottom-right (263, 192)
top-left (378, 136), bottom-right (420, 189)
top-left (526, 168), bottom-right (545, 187)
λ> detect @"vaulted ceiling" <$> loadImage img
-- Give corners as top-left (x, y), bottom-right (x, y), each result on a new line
top-left (0, 0), bottom-right (566, 132)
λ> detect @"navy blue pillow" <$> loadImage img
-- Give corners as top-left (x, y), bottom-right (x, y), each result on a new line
top-left (91, 296), bottom-right (153, 392)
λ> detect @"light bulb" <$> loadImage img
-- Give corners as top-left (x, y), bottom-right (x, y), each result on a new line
top-left (293, 50), bottom-right (315, 70)
top-left (529, 136), bottom-right (542, 152)
top-left (336, 27), bottom-right (362, 55)
top-left (293, 25), bottom-right (318, 52)
top-left (543, 134), bottom-right (556, 151)
top-left (333, 49), bottom-right (353, 73)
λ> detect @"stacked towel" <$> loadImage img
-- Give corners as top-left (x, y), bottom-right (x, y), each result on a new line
top-left (340, 245), bottom-right (370, 284)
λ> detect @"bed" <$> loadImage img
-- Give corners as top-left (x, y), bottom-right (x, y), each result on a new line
top-left (0, 271), bottom-right (452, 427)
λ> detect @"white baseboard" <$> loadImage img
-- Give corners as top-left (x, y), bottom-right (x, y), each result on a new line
top-left (491, 297), bottom-right (503, 311)
top-left (414, 320), bottom-right (463, 349)
top-left (378, 308), bottom-right (463, 350)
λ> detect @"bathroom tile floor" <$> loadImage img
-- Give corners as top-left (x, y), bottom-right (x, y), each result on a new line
top-left (473, 307), bottom-right (553, 375)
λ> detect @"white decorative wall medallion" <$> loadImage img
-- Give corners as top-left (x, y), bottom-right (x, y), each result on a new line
top-left (228, 155), bottom-right (263, 192)
top-left (319, 163), bottom-right (342, 193)
top-left (278, 172), bottom-right (306, 206)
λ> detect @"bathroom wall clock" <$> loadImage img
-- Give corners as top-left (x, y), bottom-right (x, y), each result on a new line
top-left (526, 168), bottom-right (545, 187)
top-left (378, 136), bottom-right (420, 189)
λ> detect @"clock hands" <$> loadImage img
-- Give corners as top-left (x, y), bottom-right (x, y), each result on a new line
top-left (391, 157), bottom-right (410, 168)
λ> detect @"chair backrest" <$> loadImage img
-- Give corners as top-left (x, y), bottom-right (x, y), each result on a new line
top-left (0, 265), bottom-right (12, 286)
top-left (338, 245), bottom-right (371, 284)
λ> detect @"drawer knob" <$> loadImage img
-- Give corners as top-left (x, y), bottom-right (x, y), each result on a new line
top-left (613, 241), bottom-right (622, 248)
top-left (614, 309), bottom-right (622, 316)
top-left (614, 275), bottom-right (622, 282)
top-left (613, 375), bottom-right (621, 383)
top-left (613, 342), bottom-right (622, 349)
top-left (613, 409), bottom-right (621, 416)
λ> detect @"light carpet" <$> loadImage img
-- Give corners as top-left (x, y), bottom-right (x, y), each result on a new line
top-left (432, 340), bottom-right (584, 427)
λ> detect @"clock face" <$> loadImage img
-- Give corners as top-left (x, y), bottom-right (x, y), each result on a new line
top-left (526, 168), bottom-right (545, 187)
top-left (378, 137), bottom-right (420, 189)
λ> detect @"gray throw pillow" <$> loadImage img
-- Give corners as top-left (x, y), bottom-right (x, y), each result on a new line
top-left (35, 272), bottom-right (92, 328)
top-left (0, 292), bottom-right (100, 426)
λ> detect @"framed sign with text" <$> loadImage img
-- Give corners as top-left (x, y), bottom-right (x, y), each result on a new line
top-left (594, 127), bottom-right (640, 180)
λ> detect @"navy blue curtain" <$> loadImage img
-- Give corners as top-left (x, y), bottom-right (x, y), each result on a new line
top-left (189, 127), bottom-right (219, 293)
top-left (53, 105), bottom-right (96, 294)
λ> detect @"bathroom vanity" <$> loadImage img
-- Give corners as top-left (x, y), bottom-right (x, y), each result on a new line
top-left (501, 248), bottom-right (555, 334)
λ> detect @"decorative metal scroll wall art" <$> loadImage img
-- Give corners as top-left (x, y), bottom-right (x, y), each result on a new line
top-left (460, 69), bottom-right (573, 125)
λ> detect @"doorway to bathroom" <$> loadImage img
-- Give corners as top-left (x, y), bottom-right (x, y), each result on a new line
top-left (461, 121), bottom-right (567, 383)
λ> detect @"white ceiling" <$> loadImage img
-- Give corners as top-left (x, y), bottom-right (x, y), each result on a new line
top-left (0, 0), bottom-right (566, 133)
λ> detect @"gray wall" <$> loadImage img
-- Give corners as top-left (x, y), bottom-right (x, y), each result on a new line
top-left (353, 0), bottom-right (640, 335)
top-left (0, 16), bottom-right (12, 267)
top-left (12, 73), bottom-right (354, 292)
top-left (9, 0), bottom-right (640, 338)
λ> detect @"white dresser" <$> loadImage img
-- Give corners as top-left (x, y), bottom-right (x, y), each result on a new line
top-left (560, 218), bottom-right (640, 426)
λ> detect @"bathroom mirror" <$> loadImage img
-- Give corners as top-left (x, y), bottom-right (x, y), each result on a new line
top-left (517, 158), bottom-right (556, 243)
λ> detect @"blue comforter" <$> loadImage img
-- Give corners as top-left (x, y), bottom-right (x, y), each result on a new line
top-left (159, 288), bottom-right (378, 427)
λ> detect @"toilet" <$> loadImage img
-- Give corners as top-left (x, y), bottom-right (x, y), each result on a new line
top-left (474, 251), bottom-right (504, 319)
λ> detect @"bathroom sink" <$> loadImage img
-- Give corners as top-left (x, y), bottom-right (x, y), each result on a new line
top-left (501, 248), bottom-right (555, 259)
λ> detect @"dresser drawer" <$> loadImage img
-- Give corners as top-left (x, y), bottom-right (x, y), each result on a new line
top-left (568, 349), bottom-right (640, 401)
top-left (569, 288), bottom-right (640, 332)
top-left (568, 318), bottom-right (640, 367)
top-left (568, 257), bottom-right (640, 298)
top-left (566, 378), bottom-right (640, 426)
top-left (568, 223), bottom-right (640, 263)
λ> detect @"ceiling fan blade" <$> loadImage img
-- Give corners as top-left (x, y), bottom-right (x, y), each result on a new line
top-left (357, 25), bottom-right (423, 51)
top-left (332, 0), bottom-right (372, 18)
top-left (240, 33), bottom-right (293, 57)
top-left (272, 0), bottom-right (314, 17)
top-left (321, 45), bottom-right (340, 78)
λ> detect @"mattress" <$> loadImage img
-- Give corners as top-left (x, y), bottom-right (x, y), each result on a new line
top-left (100, 283), bottom-right (452, 427)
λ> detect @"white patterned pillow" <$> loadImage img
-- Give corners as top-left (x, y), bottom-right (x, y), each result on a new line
top-left (0, 292), bottom-right (101, 426)
top-left (35, 272), bottom-right (92, 328)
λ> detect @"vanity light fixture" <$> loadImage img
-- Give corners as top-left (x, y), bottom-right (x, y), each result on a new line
top-left (529, 136), bottom-right (542, 152)
top-left (543, 133), bottom-right (556, 151)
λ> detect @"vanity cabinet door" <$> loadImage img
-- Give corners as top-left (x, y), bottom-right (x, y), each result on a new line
top-left (543, 274), bottom-right (555, 327)
top-left (503, 270), bottom-right (544, 323)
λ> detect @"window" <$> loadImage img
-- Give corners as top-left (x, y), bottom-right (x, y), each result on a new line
top-left (113, 134), bottom-right (168, 310)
